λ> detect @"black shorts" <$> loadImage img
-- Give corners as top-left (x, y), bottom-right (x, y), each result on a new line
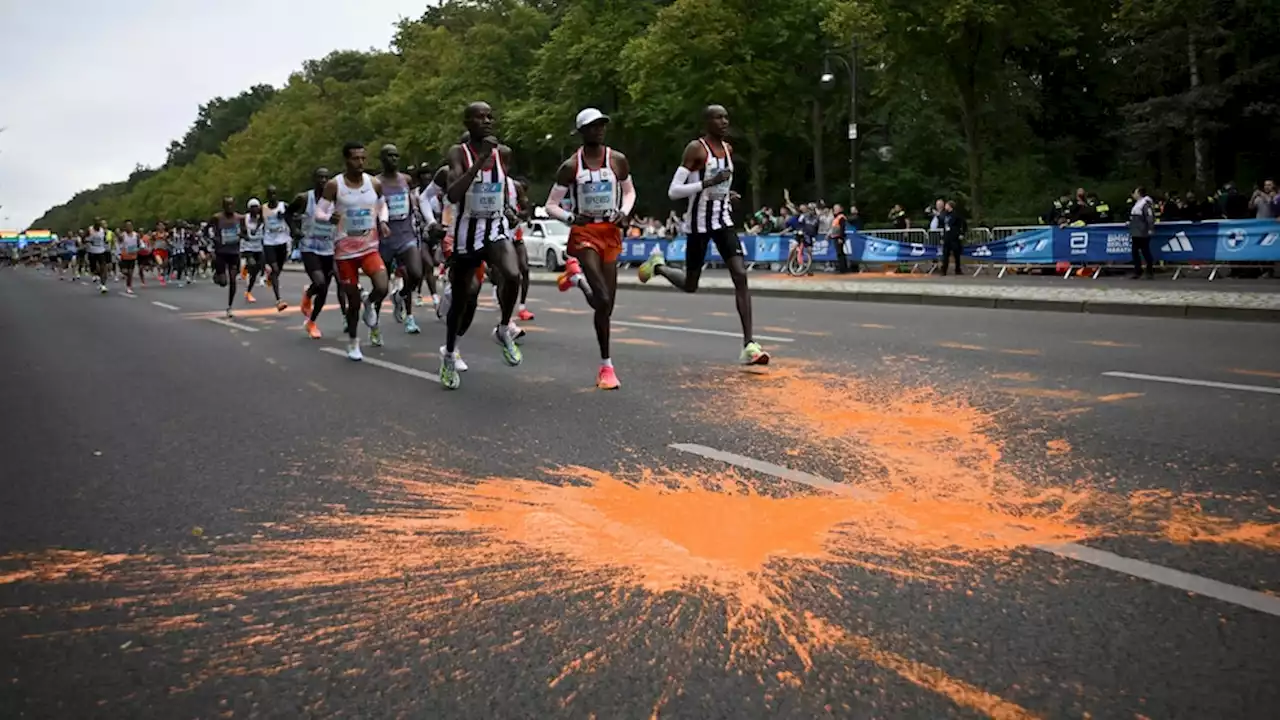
top-left (88, 253), bottom-right (109, 272)
top-left (242, 251), bottom-right (264, 270)
top-left (138, 253), bottom-right (154, 267)
top-left (686, 227), bottom-right (743, 266)
top-left (264, 244), bottom-right (288, 267)
top-left (76, 250), bottom-right (87, 263)
top-left (214, 252), bottom-right (239, 277)
top-left (119, 258), bottom-right (136, 272)
top-left (301, 252), bottom-right (335, 279)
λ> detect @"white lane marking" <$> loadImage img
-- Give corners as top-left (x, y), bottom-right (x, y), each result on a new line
top-left (1103, 371), bottom-right (1280, 396)
top-left (614, 320), bottom-right (794, 343)
top-left (1033, 542), bottom-right (1280, 617)
top-left (152, 301), bottom-right (180, 311)
top-left (318, 347), bottom-right (436, 380)
top-left (117, 291), bottom-right (137, 299)
top-left (669, 443), bottom-right (874, 500)
top-left (671, 443), bottom-right (1280, 618)
top-left (207, 318), bottom-right (260, 333)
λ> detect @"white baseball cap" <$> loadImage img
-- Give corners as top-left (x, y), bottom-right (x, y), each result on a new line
top-left (575, 108), bottom-right (610, 131)
top-left (247, 198), bottom-right (261, 208)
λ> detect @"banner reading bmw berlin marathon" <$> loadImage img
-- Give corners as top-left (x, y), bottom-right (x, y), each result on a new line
top-left (964, 219), bottom-right (1280, 265)
top-left (613, 219), bottom-right (1280, 266)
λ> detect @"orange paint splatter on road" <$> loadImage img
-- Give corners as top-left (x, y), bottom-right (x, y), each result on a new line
top-left (993, 372), bottom-right (1038, 382)
top-left (1096, 393), bottom-right (1143, 403)
top-left (632, 315), bottom-right (686, 323)
top-left (858, 323), bottom-right (894, 329)
top-left (999, 348), bottom-right (1041, 356)
top-left (760, 326), bottom-right (796, 334)
top-left (806, 616), bottom-right (1043, 720)
top-left (707, 311), bottom-right (735, 318)
top-left (1046, 440), bottom-right (1072, 456)
top-left (615, 338), bottom-right (665, 347)
top-left (999, 387), bottom-right (1092, 401)
top-left (1229, 368), bottom-right (1280, 380)
top-left (543, 307), bottom-right (592, 315)
top-left (1075, 340), bottom-right (1137, 348)
top-left (938, 341), bottom-right (986, 351)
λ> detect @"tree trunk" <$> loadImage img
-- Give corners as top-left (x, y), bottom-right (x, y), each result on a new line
top-left (1187, 28), bottom-right (1209, 192)
top-left (747, 126), bottom-right (764, 213)
top-left (959, 93), bottom-right (983, 219)
top-left (812, 100), bottom-right (825, 202)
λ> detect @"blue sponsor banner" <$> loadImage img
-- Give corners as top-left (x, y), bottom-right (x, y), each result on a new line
top-left (987, 220), bottom-right (1280, 265)
top-left (618, 238), bottom-right (664, 263)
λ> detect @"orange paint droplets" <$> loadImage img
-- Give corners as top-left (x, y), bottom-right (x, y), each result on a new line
top-left (615, 338), bottom-right (665, 347)
top-left (806, 615), bottom-right (1043, 720)
top-left (938, 341), bottom-right (986, 351)
top-left (858, 323), bottom-right (894, 329)
top-left (632, 315), bottom-right (686, 323)
top-left (1229, 368), bottom-right (1280, 380)
top-left (1046, 439), bottom-right (1072, 456)
top-left (1096, 393), bottom-right (1144, 403)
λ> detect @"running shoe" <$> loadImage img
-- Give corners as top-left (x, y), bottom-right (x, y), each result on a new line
top-left (439, 352), bottom-right (461, 390)
top-left (275, 299), bottom-right (288, 312)
top-left (739, 342), bottom-right (770, 366)
top-left (597, 365), bottom-right (620, 390)
top-left (436, 286), bottom-right (451, 320)
top-left (493, 325), bottom-right (523, 366)
top-left (557, 257), bottom-right (583, 292)
top-left (347, 338), bottom-right (363, 361)
top-left (300, 291), bottom-right (312, 319)
top-left (370, 326), bottom-right (383, 347)
top-left (637, 247), bottom-right (666, 283)
top-left (392, 292), bottom-right (406, 323)
top-left (404, 315), bottom-right (420, 334)
top-left (240, 266), bottom-right (248, 280)
top-left (362, 292), bottom-right (378, 329)
top-left (305, 320), bottom-right (322, 339)
top-left (441, 345), bottom-right (468, 372)
top-left (99, 284), bottom-right (108, 294)
top-left (225, 308), bottom-right (234, 319)
top-left (415, 295), bottom-right (428, 307)
top-left (430, 293), bottom-right (440, 306)
top-left (124, 287), bottom-right (135, 296)
top-left (245, 291), bottom-right (257, 304)
top-left (517, 307), bottom-right (535, 322)
top-left (509, 321), bottom-right (526, 343)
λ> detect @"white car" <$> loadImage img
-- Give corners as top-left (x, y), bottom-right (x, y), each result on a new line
top-left (522, 219), bottom-right (570, 271)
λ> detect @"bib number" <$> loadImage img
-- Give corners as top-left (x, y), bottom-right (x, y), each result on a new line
top-left (266, 217), bottom-right (287, 233)
top-left (346, 208), bottom-right (374, 234)
top-left (220, 227), bottom-right (239, 245)
top-left (704, 170), bottom-right (732, 199)
top-left (466, 182), bottom-right (504, 218)
top-left (580, 181), bottom-right (615, 216)
top-left (387, 192), bottom-right (410, 221)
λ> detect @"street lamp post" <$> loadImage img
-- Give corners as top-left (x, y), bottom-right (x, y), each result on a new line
top-left (820, 39), bottom-right (857, 210)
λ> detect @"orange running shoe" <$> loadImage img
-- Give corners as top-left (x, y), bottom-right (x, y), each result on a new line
top-left (304, 320), bottom-right (322, 339)
top-left (596, 365), bottom-right (620, 390)
top-left (300, 290), bottom-right (312, 318)
top-left (276, 299), bottom-right (288, 312)
top-left (517, 308), bottom-right (534, 322)
top-left (245, 291), bottom-right (257, 303)
top-left (557, 257), bottom-right (583, 293)
top-left (240, 265), bottom-right (248, 280)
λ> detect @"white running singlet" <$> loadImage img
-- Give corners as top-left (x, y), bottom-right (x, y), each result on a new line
top-left (686, 138), bottom-right (734, 234)
top-left (242, 217), bottom-right (265, 253)
top-left (334, 174), bottom-right (379, 261)
top-left (263, 202), bottom-right (290, 246)
top-left (571, 146), bottom-right (620, 222)
top-left (452, 144), bottom-right (509, 256)
top-left (87, 228), bottom-right (107, 254)
top-left (301, 190), bottom-right (336, 256)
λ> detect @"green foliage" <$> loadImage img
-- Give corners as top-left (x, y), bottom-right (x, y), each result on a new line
top-left (30, 0), bottom-right (1280, 233)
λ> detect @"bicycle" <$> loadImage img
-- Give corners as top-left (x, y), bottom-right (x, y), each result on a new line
top-left (785, 232), bottom-right (814, 276)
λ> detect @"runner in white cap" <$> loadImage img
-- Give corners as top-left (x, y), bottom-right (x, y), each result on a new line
top-left (241, 199), bottom-right (267, 304)
top-left (543, 108), bottom-right (635, 389)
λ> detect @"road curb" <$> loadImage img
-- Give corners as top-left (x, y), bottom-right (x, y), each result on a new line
top-left (523, 274), bottom-right (1280, 323)
top-left (280, 266), bottom-right (1278, 323)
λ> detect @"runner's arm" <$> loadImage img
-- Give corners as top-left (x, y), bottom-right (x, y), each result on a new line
top-left (314, 180), bottom-right (339, 223)
top-left (543, 159), bottom-right (577, 224)
top-left (667, 141), bottom-right (709, 200)
top-left (445, 144), bottom-right (488, 204)
top-left (615, 152), bottom-right (636, 218)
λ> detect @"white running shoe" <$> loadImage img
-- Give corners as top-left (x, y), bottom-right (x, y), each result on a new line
top-left (362, 293), bottom-right (378, 329)
top-left (347, 337), bottom-right (363, 361)
top-left (440, 345), bottom-right (468, 372)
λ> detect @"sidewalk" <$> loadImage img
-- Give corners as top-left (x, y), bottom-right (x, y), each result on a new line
top-left (282, 265), bottom-right (1280, 322)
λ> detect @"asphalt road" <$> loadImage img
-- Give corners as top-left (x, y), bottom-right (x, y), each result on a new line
top-left (2, 265), bottom-right (1278, 719)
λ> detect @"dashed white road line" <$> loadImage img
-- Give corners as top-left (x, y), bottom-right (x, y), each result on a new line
top-left (206, 318), bottom-right (260, 332)
top-left (318, 347), bottom-right (436, 380)
top-left (613, 320), bottom-right (794, 343)
top-left (152, 301), bottom-right (181, 311)
top-left (117, 291), bottom-right (137, 299)
top-left (1103, 371), bottom-right (1280, 396)
top-left (670, 442), bottom-right (1280, 618)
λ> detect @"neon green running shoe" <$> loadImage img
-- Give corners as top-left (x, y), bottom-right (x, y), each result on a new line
top-left (637, 247), bottom-right (666, 283)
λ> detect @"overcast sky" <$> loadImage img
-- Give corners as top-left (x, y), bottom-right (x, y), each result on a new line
top-left (0, 0), bottom-right (428, 229)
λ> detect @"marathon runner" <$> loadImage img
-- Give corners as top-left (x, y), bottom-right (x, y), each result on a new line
top-left (75, 230), bottom-right (89, 280)
top-left (415, 164), bottom-right (443, 307)
top-left (637, 104), bottom-right (769, 366)
top-left (86, 219), bottom-right (110, 293)
top-left (241, 199), bottom-right (267, 304)
top-left (262, 186), bottom-right (290, 311)
top-left (510, 177), bottom-right (535, 323)
top-left (376, 144), bottom-right (425, 335)
top-left (151, 221), bottom-right (170, 285)
top-left (118, 220), bottom-right (141, 295)
top-left (289, 167), bottom-right (344, 339)
top-left (438, 103), bottom-right (524, 389)
top-left (57, 230), bottom-right (78, 281)
top-left (211, 197), bottom-right (245, 317)
top-left (544, 108), bottom-right (634, 390)
top-left (169, 221), bottom-right (188, 287)
top-left (314, 142), bottom-right (392, 361)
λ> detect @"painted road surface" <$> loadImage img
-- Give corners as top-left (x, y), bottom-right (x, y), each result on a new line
top-left (2, 268), bottom-right (1278, 719)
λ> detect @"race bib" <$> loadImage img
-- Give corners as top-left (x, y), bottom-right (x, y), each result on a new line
top-left (346, 208), bottom-right (374, 234)
top-left (580, 181), bottom-right (615, 215)
top-left (266, 216), bottom-right (287, 233)
top-left (220, 226), bottom-right (239, 245)
top-left (387, 191), bottom-right (410, 221)
top-left (465, 182), bottom-right (504, 218)
top-left (704, 168), bottom-right (732, 199)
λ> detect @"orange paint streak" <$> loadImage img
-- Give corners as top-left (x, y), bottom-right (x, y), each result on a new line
top-left (1046, 440), bottom-right (1071, 456)
top-left (543, 307), bottom-right (592, 315)
top-left (938, 341), bottom-right (986, 351)
top-left (1075, 340), bottom-right (1137, 348)
top-left (1229, 368), bottom-right (1280, 380)
top-left (858, 323), bottom-right (894, 329)
top-left (993, 372), bottom-right (1038, 382)
top-left (760, 326), bottom-right (796, 334)
top-left (999, 387), bottom-right (1092, 401)
top-left (615, 338), bottom-right (665, 347)
top-left (707, 311), bottom-right (735, 318)
top-left (806, 615), bottom-right (1043, 720)
top-left (632, 315), bottom-right (686, 323)
top-left (1096, 393), bottom-right (1143, 403)
top-left (184, 308), bottom-right (284, 319)
top-left (999, 348), bottom-right (1041, 356)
